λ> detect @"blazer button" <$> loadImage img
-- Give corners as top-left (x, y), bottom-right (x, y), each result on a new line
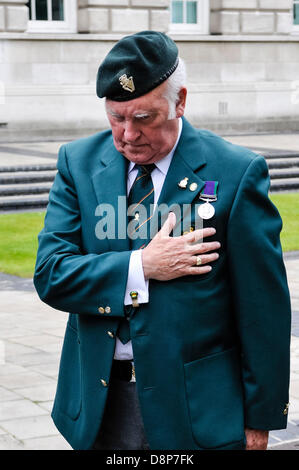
top-left (98, 307), bottom-right (105, 314)
top-left (283, 403), bottom-right (290, 415)
top-left (100, 379), bottom-right (108, 387)
top-left (105, 306), bottom-right (111, 314)
top-left (107, 331), bottom-right (114, 338)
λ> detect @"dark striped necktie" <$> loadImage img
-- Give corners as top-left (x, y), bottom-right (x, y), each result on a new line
top-left (117, 163), bottom-right (156, 344)
top-left (128, 163), bottom-right (156, 250)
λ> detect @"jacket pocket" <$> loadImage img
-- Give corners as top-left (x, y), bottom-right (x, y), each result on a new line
top-left (184, 347), bottom-right (245, 449)
top-left (54, 323), bottom-right (82, 420)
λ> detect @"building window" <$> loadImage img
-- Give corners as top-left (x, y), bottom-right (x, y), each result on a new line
top-left (28, 0), bottom-right (64, 21)
top-left (294, 1), bottom-right (299, 29)
top-left (26, 0), bottom-right (77, 32)
top-left (169, 0), bottom-right (210, 34)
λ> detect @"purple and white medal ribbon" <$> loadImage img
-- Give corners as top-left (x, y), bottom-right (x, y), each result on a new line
top-left (198, 181), bottom-right (218, 220)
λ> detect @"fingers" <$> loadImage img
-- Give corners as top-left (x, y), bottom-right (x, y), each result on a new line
top-left (191, 252), bottom-right (219, 267)
top-left (159, 212), bottom-right (177, 238)
top-left (158, 216), bottom-right (216, 242)
top-left (184, 227), bottom-right (216, 244)
top-left (188, 241), bottom-right (221, 255)
top-left (147, 216), bottom-right (221, 281)
top-left (186, 265), bottom-right (213, 275)
top-left (186, 253), bottom-right (219, 275)
top-left (187, 239), bottom-right (220, 276)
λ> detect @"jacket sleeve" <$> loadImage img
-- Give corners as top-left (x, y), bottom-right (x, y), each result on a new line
top-left (33, 144), bottom-right (131, 318)
top-left (227, 155), bottom-right (291, 430)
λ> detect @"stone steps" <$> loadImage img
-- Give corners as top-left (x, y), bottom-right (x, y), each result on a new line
top-left (0, 170), bottom-right (57, 185)
top-left (270, 178), bottom-right (299, 192)
top-left (0, 194), bottom-right (49, 211)
top-left (0, 182), bottom-right (53, 196)
top-left (0, 148), bottom-right (298, 211)
top-left (267, 157), bottom-right (299, 169)
top-left (252, 147), bottom-right (299, 192)
top-left (269, 168), bottom-right (299, 180)
top-left (0, 164), bottom-right (55, 211)
top-left (0, 163), bottom-right (57, 173)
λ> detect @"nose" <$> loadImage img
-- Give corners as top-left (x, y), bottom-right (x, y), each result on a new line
top-left (123, 120), bottom-right (141, 143)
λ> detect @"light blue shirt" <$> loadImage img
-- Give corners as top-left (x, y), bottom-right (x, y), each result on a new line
top-left (114, 119), bottom-right (183, 360)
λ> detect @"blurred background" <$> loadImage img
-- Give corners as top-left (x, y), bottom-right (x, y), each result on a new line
top-left (1, 0), bottom-right (299, 140)
top-left (0, 0), bottom-right (298, 450)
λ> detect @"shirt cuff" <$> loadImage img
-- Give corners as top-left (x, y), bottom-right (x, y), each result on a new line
top-left (124, 250), bottom-right (149, 305)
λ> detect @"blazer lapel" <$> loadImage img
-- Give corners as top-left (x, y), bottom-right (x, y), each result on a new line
top-left (156, 118), bottom-right (207, 234)
top-left (91, 140), bottom-right (130, 252)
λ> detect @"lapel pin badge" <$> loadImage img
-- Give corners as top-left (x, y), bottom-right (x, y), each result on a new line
top-left (178, 177), bottom-right (189, 189)
top-left (189, 182), bottom-right (198, 192)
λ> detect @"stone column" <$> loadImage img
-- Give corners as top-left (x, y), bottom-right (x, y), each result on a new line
top-left (210, 0), bottom-right (293, 35)
top-left (0, 0), bottom-right (29, 32)
top-left (78, 0), bottom-right (170, 34)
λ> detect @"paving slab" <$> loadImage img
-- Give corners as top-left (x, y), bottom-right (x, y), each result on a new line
top-left (225, 134), bottom-right (299, 152)
top-left (22, 434), bottom-right (71, 450)
top-left (0, 433), bottom-right (25, 450)
top-left (271, 440), bottom-right (299, 450)
top-left (0, 399), bottom-right (48, 421)
top-left (0, 372), bottom-right (54, 390)
top-left (0, 414), bottom-right (59, 440)
top-left (0, 142), bottom-right (66, 167)
top-left (0, 387), bottom-right (20, 402)
top-left (15, 383), bottom-right (58, 403)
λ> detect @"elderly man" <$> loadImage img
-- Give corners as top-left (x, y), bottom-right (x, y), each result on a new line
top-left (34, 31), bottom-right (291, 451)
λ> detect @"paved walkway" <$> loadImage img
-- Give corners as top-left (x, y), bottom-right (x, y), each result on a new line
top-left (0, 135), bottom-right (298, 450)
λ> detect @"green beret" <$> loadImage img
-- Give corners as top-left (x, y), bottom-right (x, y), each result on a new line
top-left (96, 30), bottom-right (179, 102)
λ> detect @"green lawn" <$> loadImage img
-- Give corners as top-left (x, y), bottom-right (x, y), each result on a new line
top-left (0, 211), bottom-right (45, 278)
top-left (0, 192), bottom-right (298, 278)
top-left (270, 192), bottom-right (299, 253)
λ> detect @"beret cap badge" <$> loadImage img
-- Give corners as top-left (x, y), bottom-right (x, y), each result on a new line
top-left (119, 74), bottom-right (135, 93)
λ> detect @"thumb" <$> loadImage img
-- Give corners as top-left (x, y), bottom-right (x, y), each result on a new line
top-left (159, 212), bottom-right (176, 238)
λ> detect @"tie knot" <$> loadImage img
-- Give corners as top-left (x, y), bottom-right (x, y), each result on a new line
top-left (135, 163), bottom-right (156, 176)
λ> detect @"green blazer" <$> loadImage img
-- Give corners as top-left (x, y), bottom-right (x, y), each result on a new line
top-left (34, 117), bottom-right (291, 450)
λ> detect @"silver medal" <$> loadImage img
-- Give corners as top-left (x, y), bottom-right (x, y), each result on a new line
top-left (198, 201), bottom-right (215, 220)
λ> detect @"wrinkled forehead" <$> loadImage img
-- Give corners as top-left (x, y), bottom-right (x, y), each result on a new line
top-left (105, 81), bottom-right (169, 118)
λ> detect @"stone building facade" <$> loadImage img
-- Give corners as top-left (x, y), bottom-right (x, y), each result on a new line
top-left (0, 0), bottom-right (299, 140)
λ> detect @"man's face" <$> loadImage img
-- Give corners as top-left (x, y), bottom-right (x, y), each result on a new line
top-left (105, 81), bottom-right (186, 165)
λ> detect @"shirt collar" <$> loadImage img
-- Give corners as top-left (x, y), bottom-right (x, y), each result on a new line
top-left (128, 117), bottom-right (182, 175)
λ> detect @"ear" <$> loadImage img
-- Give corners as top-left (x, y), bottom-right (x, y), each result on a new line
top-left (175, 87), bottom-right (187, 118)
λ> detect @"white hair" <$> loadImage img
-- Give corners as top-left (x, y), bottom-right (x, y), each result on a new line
top-left (163, 57), bottom-right (187, 120)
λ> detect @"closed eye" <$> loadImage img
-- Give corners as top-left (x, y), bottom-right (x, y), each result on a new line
top-left (134, 113), bottom-right (156, 123)
top-left (109, 113), bottom-right (124, 122)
